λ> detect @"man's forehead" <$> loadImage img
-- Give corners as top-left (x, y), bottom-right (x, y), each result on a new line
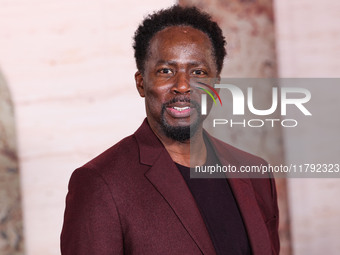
top-left (144, 25), bottom-right (217, 71)
top-left (148, 25), bottom-right (213, 55)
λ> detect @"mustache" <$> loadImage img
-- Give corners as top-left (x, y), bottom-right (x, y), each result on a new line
top-left (163, 96), bottom-right (200, 109)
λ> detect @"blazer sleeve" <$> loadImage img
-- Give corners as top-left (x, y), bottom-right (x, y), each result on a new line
top-left (61, 167), bottom-right (124, 255)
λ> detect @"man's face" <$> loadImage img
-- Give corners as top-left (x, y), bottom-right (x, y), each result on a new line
top-left (135, 25), bottom-right (219, 142)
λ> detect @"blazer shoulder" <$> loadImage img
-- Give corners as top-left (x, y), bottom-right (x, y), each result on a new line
top-left (80, 134), bottom-right (141, 176)
top-left (208, 134), bottom-right (267, 166)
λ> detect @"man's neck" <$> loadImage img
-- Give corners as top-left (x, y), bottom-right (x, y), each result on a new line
top-left (151, 125), bottom-right (207, 167)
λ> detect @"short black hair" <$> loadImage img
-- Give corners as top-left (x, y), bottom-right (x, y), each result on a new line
top-left (133, 5), bottom-right (226, 74)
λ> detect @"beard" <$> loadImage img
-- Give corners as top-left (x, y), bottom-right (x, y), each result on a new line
top-left (160, 96), bottom-right (202, 142)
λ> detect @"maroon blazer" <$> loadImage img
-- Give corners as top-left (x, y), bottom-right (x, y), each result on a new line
top-left (61, 119), bottom-right (279, 255)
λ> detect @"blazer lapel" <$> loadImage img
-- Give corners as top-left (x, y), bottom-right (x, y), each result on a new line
top-left (135, 119), bottom-right (216, 255)
top-left (228, 178), bottom-right (272, 255)
top-left (208, 134), bottom-right (272, 255)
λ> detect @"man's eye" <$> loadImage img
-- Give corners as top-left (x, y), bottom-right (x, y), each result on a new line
top-left (192, 70), bottom-right (207, 76)
top-left (158, 68), bottom-right (173, 74)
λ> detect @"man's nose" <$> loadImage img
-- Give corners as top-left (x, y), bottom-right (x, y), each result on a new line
top-left (171, 72), bottom-right (191, 94)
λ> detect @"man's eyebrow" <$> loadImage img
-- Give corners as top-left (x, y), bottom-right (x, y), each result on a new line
top-left (188, 61), bottom-right (209, 67)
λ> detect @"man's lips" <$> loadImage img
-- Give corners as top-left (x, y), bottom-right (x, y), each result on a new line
top-left (163, 97), bottom-right (200, 118)
top-left (171, 106), bottom-right (190, 112)
top-left (165, 103), bottom-right (195, 118)
top-left (166, 106), bottom-right (191, 118)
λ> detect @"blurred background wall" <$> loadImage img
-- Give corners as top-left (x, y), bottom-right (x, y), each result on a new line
top-left (274, 1), bottom-right (340, 255)
top-left (0, 71), bottom-right (23, 254)
top-left (0, 0), bottom-right (339, 254)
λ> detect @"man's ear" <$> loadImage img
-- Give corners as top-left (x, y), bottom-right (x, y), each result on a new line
top-left (216, 74), bottom-right (221, 83)
top-left (135, 71), bottom-right (145, 97)
top-left (214, 75), bottom-right (221, 96)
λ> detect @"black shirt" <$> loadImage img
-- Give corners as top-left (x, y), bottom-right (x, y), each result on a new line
top-left (175, 140), bottom-right (251, 255)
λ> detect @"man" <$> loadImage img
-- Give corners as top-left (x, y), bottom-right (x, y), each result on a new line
top-left (61, 5), bottom-right (279, 255)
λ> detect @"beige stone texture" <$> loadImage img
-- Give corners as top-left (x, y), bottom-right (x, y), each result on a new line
top-left (274, 0), bottom-right (340, 255)
top-left (0, 72), bottom-right (24, 254)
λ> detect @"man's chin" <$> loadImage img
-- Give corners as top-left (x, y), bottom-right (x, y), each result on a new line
top-left (161, 124), bottom-right (191, 142)
top-left (160, 118), bottom-right (201, 143)
top-left (160, 102), bottom-right (202, 142)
